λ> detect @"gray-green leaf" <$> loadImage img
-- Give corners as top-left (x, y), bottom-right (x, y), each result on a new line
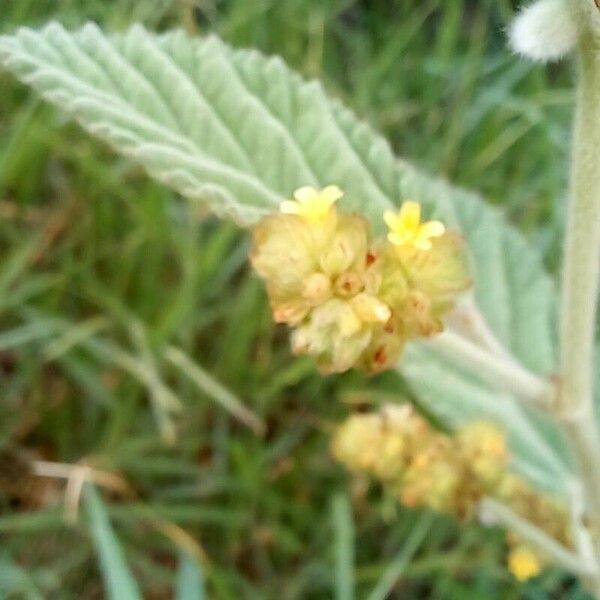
top-left (0, 23), bottom-right (566, 493)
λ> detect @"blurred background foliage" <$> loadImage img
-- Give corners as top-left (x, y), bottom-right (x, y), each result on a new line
top-left (0, 0), bottom-right (583, 598)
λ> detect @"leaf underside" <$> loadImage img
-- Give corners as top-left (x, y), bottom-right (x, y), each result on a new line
top-left (0, 23), bottom-right (565, 492)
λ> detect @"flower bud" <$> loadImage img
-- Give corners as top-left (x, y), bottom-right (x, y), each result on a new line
top-left (395, 232), bottom-right (471, 312)
top-left (251, 214), bottom-right (319, 301)
top-left (272, 299), bottom-right (309, 325)
top-left (335, 271), bottom-right (364, 297)
top-left (319, 214), bottom-right (368, 277)
top-left (291, 299), bottom-right (372, 373)
top-left (351, 293), bottom-right (391, 324)
top-left (401, 290), bottom-right (443, 338)
top-left (360, 329), bottom-right (405, 373)
top-left (374, 244), bottom-right (409, 307)
top-left (401, 456), bottom-right (459, 513)
top-left (372, 434), bottom-right (406, 480)
top-left (457, 421), bottom-right (508, 486)
top-left (509, 0), bottom-right (577, 63)
top-left (331, 414), bottom-right (384, 472)
top-left (302, 272), bottom-right (332, 305)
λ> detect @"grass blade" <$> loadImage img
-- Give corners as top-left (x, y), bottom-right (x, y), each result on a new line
top-left (84, 484), bottom-right (142, 600)
top-left (366, 514), bottom-right (434, 600)
top-left (0, 555), bottom-right (44, 600)
top-left (165, 345), bottom-right (264, 435)
top-left (332, 493), bottom-right (354, 600)
top-left (176, 549), bottom-right (205, 600)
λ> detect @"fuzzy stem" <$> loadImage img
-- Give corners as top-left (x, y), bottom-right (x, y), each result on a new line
top-left (559, 24), bottom-right (600, 527)
top-left (559, 31), bottom-right (600, 422)
top-left (480, 497), bottom-right (590, 575)
top-left (558, 12), bottom-right (600, 595)
top-left (429, 330), bottom-right (554, 408)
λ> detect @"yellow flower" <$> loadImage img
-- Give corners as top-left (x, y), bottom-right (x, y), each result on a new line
top-left (280, 185), bottom-right (343, 223)
top-left (384, 201), bottom-right (445, 251)
top-left (508, 546), bottom-right (541, 582)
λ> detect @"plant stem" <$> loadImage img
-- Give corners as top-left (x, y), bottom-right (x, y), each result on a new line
top-left (559, 22), bottom-right (600, 522)
top-left (479, 498), bottom-right (589, 575)
top-left (429, 330), bottom-right (553, 408)
top-left (558, 11), bottom-right (600, 594)
top-left (453, 297), bottom-right (516, 361)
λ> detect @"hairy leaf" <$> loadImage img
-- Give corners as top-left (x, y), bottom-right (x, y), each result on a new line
top-left (0, 23), bottom-right (565, 492)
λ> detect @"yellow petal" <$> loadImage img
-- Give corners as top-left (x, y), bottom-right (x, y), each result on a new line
top-left (398, 201), bottom-right (421, 230)
top-left (388, 232), bottom-right (406, 246)
top-left (419, 220), bottom-right (445, 239)
top-left (384, 210), bottom-right (400, 230)
top-left (280, 200), bottom-right (301, 214)
top-left (293, 186), bottom-right (318, 203)
top-left (322, 185), bottom-right (344, 202)
top-left (413, 237), bottom-right (433, 251)
top-left (414, 221), bottom-right (445, 251)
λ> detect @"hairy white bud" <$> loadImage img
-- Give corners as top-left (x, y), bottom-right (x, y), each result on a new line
top-left (509, 0), bottom-right (577, 62)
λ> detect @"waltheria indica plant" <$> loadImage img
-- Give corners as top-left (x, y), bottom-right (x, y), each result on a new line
top-left (2, 0), bottom-right (600, 592)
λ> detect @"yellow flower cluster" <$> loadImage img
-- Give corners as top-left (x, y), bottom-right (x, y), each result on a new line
top-left (331, 405), bottom-right (509, 517)
top-left (331, 405), bottom-right (571, 582)
top-left (251, 186), bottom-right (470, 374)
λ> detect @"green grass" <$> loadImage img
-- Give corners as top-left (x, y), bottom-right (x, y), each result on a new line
top-left (0, 0), bottom-right (585, 598)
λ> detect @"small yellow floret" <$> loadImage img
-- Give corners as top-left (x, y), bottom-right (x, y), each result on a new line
top-left (280, 185), bottom-right (343, 223)
top-left (384, 201), bottom-right (445, 251)
top-left (508, 546), bottom-right (541, 582)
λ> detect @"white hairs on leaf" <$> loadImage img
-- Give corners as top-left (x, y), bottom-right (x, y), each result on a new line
top-left (509, 0), bottom-right (577, 62)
